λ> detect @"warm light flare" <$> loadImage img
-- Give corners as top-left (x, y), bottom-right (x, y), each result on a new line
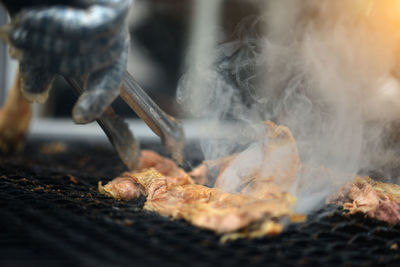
top-left (365, 0), bottom-right (374, 16)
top-left (365, 0), bottom-right (400, 26)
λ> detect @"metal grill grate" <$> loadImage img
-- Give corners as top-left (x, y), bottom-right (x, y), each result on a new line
top-left (1, 140), bottom-right (399, 266)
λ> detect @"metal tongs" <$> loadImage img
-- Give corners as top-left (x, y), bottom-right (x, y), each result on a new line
top-left (66, 72), bottom-right (185, 170)
top-left (0, 0), bottom-right (184, 170)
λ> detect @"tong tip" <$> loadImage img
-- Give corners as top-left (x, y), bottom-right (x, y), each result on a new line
top-left (161, 116), bottom-right (184, 164)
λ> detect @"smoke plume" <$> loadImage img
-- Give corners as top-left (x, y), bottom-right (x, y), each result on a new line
top-left (178, 0), bottom-right (400, 212)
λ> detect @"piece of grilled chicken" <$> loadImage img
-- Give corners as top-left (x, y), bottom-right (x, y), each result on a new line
top-left (99, 121), bottom-right (305, 241)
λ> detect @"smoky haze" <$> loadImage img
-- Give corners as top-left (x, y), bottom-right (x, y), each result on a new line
top-left (178, 0), bottom-right (400, 213)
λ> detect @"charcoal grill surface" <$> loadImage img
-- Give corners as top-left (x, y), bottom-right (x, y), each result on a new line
top-left (0, 140), bottom-right (399, 267)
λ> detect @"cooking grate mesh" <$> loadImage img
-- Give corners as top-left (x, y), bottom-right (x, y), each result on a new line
top-left (1, 140), bottom-right (400, 266)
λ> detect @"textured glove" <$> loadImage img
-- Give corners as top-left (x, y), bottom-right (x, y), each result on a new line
top-left (0, 0), bottom-right (132, 123)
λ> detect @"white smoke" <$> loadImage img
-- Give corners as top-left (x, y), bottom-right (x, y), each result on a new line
top-left (178, 0), bottom-right (400, 212)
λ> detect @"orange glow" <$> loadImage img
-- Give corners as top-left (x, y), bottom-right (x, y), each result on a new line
top-left (366, 0), bottom-right (400, 26)
top-left (365, 0), bottom-right (374, 16)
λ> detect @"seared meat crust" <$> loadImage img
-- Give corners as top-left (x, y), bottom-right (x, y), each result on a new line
top-left (328, 176), bottom-right (400, 224)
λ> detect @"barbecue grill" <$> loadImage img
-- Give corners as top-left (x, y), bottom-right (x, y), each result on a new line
top-left (1, 139), bottom-right (399, 266)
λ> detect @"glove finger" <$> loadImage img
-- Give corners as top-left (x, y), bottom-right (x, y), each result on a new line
top-left (21, 31), bottom-right (126, 76)
top-left (72, 38), bottom-right (128, 124)
top-left (19, 62), bottom-right (55, 104)
top-left (16, 0), bottom-right (132, 39)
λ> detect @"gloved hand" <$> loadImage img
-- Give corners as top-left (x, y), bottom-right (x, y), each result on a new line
top-left (0, 0), bottom-right (132, 124)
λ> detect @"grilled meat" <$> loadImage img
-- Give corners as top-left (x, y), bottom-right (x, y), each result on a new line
top-left (99, 149), bottom-right (191, 200)
top-left (102, 168), bottom-right (303, 237)
top-left (328, 176), bottom-right (400, 224)
top-left (137, 150), bottom-right (188, 181)
top-left (101, 119), bottom-right (400, 235)
top-left (196, 121), bottom-right (301, 198)
top-left (189, 154), bottom-right (237, 186)
top-left (100, 121), bottom-right (304, 239)
top-left (99, 177), bottom-right (142, 201)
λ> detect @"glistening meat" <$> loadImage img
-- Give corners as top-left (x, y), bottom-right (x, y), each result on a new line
top-left (100, 120), bottom-right (400, 239)
top-left (99, 121), bottom-right (305, 240)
